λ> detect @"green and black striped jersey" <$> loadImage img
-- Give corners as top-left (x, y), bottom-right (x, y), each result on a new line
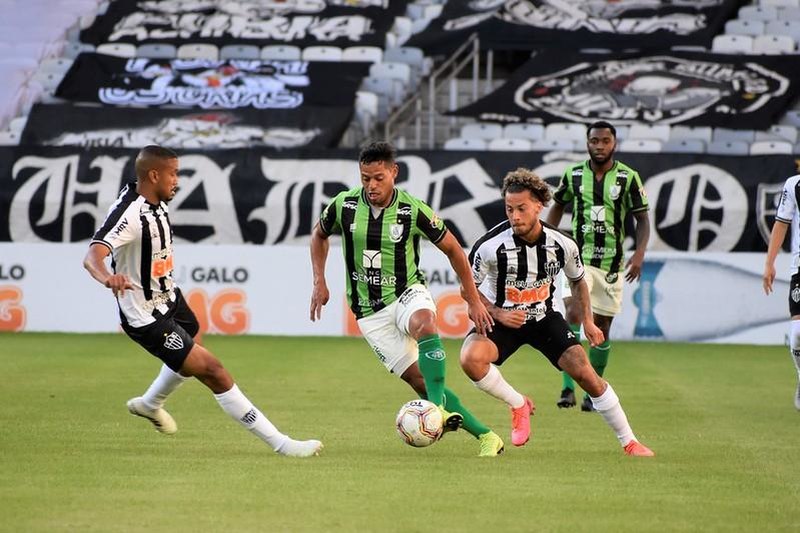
top-left (319, 187), bottom-right (447, 319)
top-left (553, 160), bottom-right (648, 274)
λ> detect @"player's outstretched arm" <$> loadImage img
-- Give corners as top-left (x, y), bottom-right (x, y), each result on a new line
top-left (436, 231), bottom-right (494, 335)
top-left (83, 244), bottom-right (133, 297)
top-left (625, 210), bottom-right (651, 283)
top-left (764, 220), bottom-right (789, 295)
top-left (309, 223), bottom-right (331, 321)
top-left (570, 277), bottom-right (604, 347)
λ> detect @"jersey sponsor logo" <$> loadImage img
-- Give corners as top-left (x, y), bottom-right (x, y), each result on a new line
top-left (358, 297), bottom-right (385, 308)
top-left (389, 223), bottom-right (404, 243)
top-left (592, 246), bottom-right (616, 259)
top-left (605, 272), bottom-right (619, 283)
top-left (163, 331), bottom-right (184, 350)
top-left (343, 200), bottom-right (358, 210)
top-left (142, 291), bottom-right (173, 313)
top-left (590, 206), bottom-right (605, 222)
top-left (110, 217), bottom-right (129, 238)
top-left (505, 282), bottom-right (550, 305)
top-left (500, 247), bottom-right (522, 254)
top-left (397, 206), bottom-right (412, 216)
top-left (424, 349), bottom-right (446, 361)
top-left (151, 253), bottom-right (174, 278)
top-left (430, 214), bottom-right (443, 229)
top-left (351, 271), bottom-right (397, 286)
top-left (362, 249), bottom-right (381, 269)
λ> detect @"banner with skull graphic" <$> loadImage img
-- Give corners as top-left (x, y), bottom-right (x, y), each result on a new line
top-left (409, 0), bottom-right (741, 52)
top-left (80, 0), bottom-right (408, 48)
top-left (20, 103), bottom-right (352, 149)
top-left (55, 53), bottom-right (370, 110)
top-left (448, 51), bottom-right (800, 129)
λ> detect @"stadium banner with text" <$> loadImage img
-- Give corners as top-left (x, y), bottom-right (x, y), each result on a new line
top-left (408, 0), bottom-right (742, 53)
top-left (449, 51), bottom-right (800, 129)
top-left (55, 54), bottom-right (370, 109)
top-left (0, 147), bottom-right (795, 252)
top-left (80, 0), bottom-right (408, 48)
top-left (20, 103), bottom-right (352, 149)
top-left (0, 243), bottom-right (789, 345)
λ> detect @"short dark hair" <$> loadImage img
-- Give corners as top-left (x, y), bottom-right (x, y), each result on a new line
top-left (501, 168), bottom-right (551, 205)
top-left (135, 145), bottom-right (178, 180)
top-left (358, 141), bottom-right (396, 165)
top-left (587, 121), bottom-right (616, 138)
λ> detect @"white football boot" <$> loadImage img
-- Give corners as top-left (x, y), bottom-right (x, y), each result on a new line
top-left (126, 397), bottom-right (177, 435)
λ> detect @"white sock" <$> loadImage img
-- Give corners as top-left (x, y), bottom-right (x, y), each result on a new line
top-left (214, 384), bottom-right (288, 451)
top-left (789, 321), bottom-right (800, 381)
top-left (472, 364), bottom-right (525, 409)
top-left (141, 364), bottom-right (189, 410)
top-left (591, 383), bottom-right (636, 447)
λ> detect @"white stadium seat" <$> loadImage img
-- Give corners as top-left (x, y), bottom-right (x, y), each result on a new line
top-left (724, 19), bottom-right (765, 36)
top-left (706, 140), bottom-right (750, 155)
top-left (662, 139), bottom-right (706, 154)
top-left (670, 125), bottom-right (713, 144)
top-left (301, 46), bottom-right (342, 62)
top-left (739, 5), bottom-right (779, 21)
top-left (712, 34), bottom-right (754, 53)
top-left (753, 34), bottom-right (796, 53)
top-left (545, 122), bottom-right (586, 142)
top-left (487, 138), bottom-right (533, 151)
top-left (0, 130), bottom-right (20, 145)
top-left (460, 122), bottom-right (503, 140)
top-left (96, 42), bottom-right (136, 58)
top-left (342, 46), bottom-right (383, 63)
top-left (749, 140), bottom-right (793, 154)
top-left (765, 20), bottom-right (800, 42)
top-left (756, 125), bottom-right (798, 143)
top-left (260, 45), bottom-right (301, 61)
top-left (618, 139), bottom-right (663, 153)
top-left (176, 43), bottom-right (219, 60)
top-left (761, 0), bottom-right (800, 8)
top-left (219, 45), bottom-right (260, 60)
top-left (503, 123), bottom-right (544, 141)
top-left (628, 124), bottom-right (671, 142)
top-left (531, 138), bottom-right (578, 151)
top-left (443, 137), bottom-right (487, 151)
top-left (713, 127), bottom-right (756, 143)
top-left (136, 43), bottom-right (176, 58)
top-left (778, 6), bottom-right (800, 19)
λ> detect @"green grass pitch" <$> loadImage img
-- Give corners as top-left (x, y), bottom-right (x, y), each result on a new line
top-left (1, 333), bottom-right (799, 532)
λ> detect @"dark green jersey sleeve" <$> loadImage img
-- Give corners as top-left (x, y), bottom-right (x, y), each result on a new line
top-left (553, 166), bottom-right (575, 205)
top-left (318, 193), bottom-right (343, 235)
top-left (625, 169), bottom-right (649, 213)
top-left (412, 197), bottom-right (447, 244)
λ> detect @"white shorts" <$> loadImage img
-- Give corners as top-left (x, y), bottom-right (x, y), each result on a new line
top-left (567, 265), bottom-right (623, 317)
top-left (356, 284), bottom-right (438, 376)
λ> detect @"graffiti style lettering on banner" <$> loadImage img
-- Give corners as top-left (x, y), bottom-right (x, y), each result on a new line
top-left (0, 286), bottom-right (26, 332)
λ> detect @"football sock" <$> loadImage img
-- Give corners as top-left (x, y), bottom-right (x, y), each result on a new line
top-left (443, 388), bottom-right (490, 438)
top-left (141, 364), bottom-right (189, 410)
top-left (214, 384), bottom-right (287, 450)
top-left (561, 324), bottom-right (581, 391)
top-left (789, 320), bottom-right (800, 380)
top-left (590, 383), bottom-right (636, 447)
top-left (584, 340), bottom-right (611, 400)
top-left (418, 334), bottom-right (446, 406)
top-left (472, 364), bottom-right (525, 409)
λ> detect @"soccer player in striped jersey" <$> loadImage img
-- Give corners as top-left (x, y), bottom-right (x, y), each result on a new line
top-left (547, 121), bottom-right (650, 411)
top-left (83, 145), bottom-right (322, 457)
top-left (309, 141), bottom-right (505, 457)
top-left (460, 168), bottom-right (654, 456)
top-left (763, 173), bottom-right (800, 410)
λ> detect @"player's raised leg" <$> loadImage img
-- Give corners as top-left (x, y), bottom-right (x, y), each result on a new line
top-left (789, 319), bottom-right (800, 410)
top-left (559, 345), bottom-right (653, 457)
top-left (127, 364), bottom-right (188, 434)
top-left (181, 343), bottom-right (322, 457)
top-left (460, 333), bottom-right (532, 447)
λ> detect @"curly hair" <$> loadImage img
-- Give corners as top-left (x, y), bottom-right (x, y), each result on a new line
top-left (501, 167), bottom-right (552, 205)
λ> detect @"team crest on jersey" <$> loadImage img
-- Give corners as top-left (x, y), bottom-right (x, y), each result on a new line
top-left (430, 214), bottom-right (443, 229)
top-left (605, 272), bottom-right (619, 284)
top-left (362, 249), bottom-right (381, 268)
top-left (793, 288), bottom-right (800, 303)
top-left (389, 223), bottom-right (404, 243)
top-left (590, 206), bottom-right (605, 222)
top-left (544, 259), bottom-right (561, 278)
top-left (163, 332), bottom-right (184, 350)
top-left (609, 184), bottom-right (622, 201)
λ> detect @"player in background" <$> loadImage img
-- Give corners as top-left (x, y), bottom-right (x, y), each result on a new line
top-left (546, 121), bottom-right (650, 411)
top-left (84, 145), bottom-right (322, 457)
top-left (460, 168), bottom-right (654, 456)
top-left (763, 173), bottom-right (800, 410)
top-left (309, 141), bottom-right (505, 457)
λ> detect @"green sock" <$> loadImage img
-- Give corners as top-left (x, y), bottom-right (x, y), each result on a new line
top-left (418, 334), bottom-right (446, 406)
top-left (561, 323), bottom-right (581, 391)
top-left (584, 340), bottom-right (611, 400)
top-left (442, 388), bottom-right (490, 438)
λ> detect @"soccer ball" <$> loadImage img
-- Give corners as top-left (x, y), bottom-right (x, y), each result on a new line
top-left (395, 399), bottom-right (443, 447)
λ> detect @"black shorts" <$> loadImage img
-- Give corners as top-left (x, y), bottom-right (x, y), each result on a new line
top-left (122, 289), bottom-right (199, 372)
top-left (791, 273), bottom-right (800, 317)
top-left (470, 311), bottom-right (580, 370)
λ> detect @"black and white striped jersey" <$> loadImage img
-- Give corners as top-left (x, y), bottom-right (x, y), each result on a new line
top-left (91, 183), bottom-right (176, 328)
top-left (776, 174), bottom-right (800, 273)
top-left (469, 220), bottom-right (584, 323)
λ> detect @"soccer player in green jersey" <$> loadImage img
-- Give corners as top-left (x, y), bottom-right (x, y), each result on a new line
top-left (309, 141), bottom-right (504, 457)
top-left (546, 121), bottom-right (651, 411)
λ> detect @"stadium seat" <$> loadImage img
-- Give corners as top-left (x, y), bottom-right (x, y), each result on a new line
top-left (531, 138), bottom-right (577, 151)
top-left (136, 44), bottom-right (176, 59)
top-left (669, 125), bottom-right (713, 144)
top-left (219, 45), bottom-right (260, 60)
top-left (260, 45), bottom-right (301, 60)
top-left (781, 110), bottom-right (800, 127)
top-left (31, 70), bottom-right (64, 91)
top-left (628, 124), bottom-right (671, 142)
top-left (706, 140), bottom-right (750, 155)
top-left (761, 0), bottom-right (800, 8)
top-left (177, 44), bottom-right (219, 60)
top-left (407, 3), bottom-right (443, 21)
top-left (0, 130), bottom-right (20, 145)
top-left (96, 42), bottom-right (137, 58)
top-left (662, 139), bottom-right (706, 154)
top-left (711, 34), bottom-right (754, 53)
top-left (487, 138), bottom-right (533, 151)
top-left (361, 76), bottom-right (401, 117)
top-left (779, 6), bottom-right (800, 19)
top-left (724, 19), bottom-right (766, 36)
top-left (713, 127), bottom-right (756, 143)
top-left (7, 115), bottom-right (27, 133)
top-left (756, 125), bottom-right (799, 143)
top-left (750, 140), bottom-right (793, 154)
top-left (342, 46), bottom-right (383, 63)
top-left (302, 46), bottom-right (342, 62)
top-left (63, 42), bottom-right (94, 59)
top-left (503, 123), bottom-right (545, 141)
top-left (765, 20), bottom-right (800, 42)
top-left (355, 90), bottom-right (379, 135)
top-left (618, 139), bottom-right (663, 153)
top-left (545, 122), bottom-right (586, 142)
top-left (754, 34), bottom-right (796, 53)
top-left (739, 5), bottom-right (779, 20)
top-left (410, 18), bottom-right (431, 34)
top-left (369, 62), bottom-right (412, 100)
top-left (443, 137), bottom-right (487, 150)
top-left (38, 57), bottom-right (73, 74)
top-left (392, 16), bottom-right (413, 45)
top-left (460, 122), bottom-right (503, 140)
top-left (383, 46), bottom-right (428, 83)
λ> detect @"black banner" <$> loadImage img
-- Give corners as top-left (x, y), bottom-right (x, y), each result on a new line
top-left (450, 51), bottom-right (800, 129)
top-left (80, 0), bottom-right (407, 48)
top-left (20, 103), bottom-right (352, 149)
top-left (409, 0), bottom-right (742, 52)
top-left (56, 53), bottom-right (370, 109)
top-left (0, 146), bottom-right (794, 252)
